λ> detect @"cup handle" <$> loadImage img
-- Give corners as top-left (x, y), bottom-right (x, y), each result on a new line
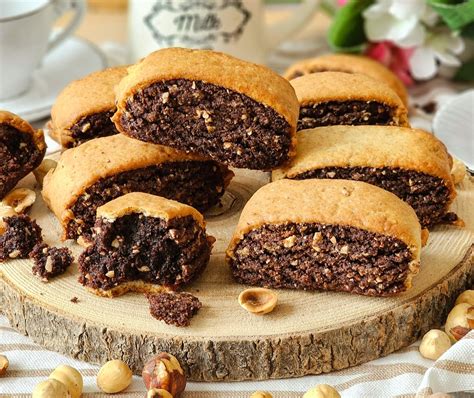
top-left (47, 0), bottom-right (87, 52)
top-left (265, 0), bottom-right (321, 53)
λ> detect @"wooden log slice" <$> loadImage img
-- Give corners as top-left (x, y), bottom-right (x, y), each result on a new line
top-left (1, 171), bottom-right (473, 381)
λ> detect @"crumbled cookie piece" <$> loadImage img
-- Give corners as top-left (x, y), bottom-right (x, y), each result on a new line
top-left (0, 215), bottom-right (42, 261)
top-left (30, 243), bottom-right (74, 282)
top-left (146, 292), bottom-right (202, 327)
top-left (70, 297), bottom-right (79, 303)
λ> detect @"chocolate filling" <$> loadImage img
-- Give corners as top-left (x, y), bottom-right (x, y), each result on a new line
top-left (67, 161), bottom-right (231, 241)
top-left (298, 101), bottom-right (396, 130)
top-left (147, 292), bottom-right (202, 327)
top-left (68, 110), bottom-right (118, 148)
top-left (119, 79), bottom-right (293, 170)
top-left (293, 167), bottom-right (453, 227)
top-left (78, 214), bottom-right (212, 291)
top-left (30, 243), bottom-right (74, 282)
top-left (0, 124), bottom-right (44, 198)
top-left (230, 223), bottom-right (413, 296)
top-left (0, 215), bottom-right (43, 261)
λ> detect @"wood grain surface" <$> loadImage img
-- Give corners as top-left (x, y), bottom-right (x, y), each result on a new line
top-left (1, 171), bottom-right (472, 381)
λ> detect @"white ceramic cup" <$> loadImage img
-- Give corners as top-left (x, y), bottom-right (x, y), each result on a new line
top-left (128, 0), bottom-right (321, 64)
top-left (0, 0), bottom-right (86, 100)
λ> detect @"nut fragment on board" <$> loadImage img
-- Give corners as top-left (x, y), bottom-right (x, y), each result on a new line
top-left (147, 389), bottom-right (174, 398)
top-left (238, 288), bottom-right (278, 315)
top-left (451, 157), bottom-right (466, 184)
top-left (303, 384), bottom-right (341, 398)
top-left (455, 290), bottom-right (474, 306)
top-left (0, 354), bottom-right (9, 375)
top-left (0, 206), bottom-right (16, 235)
top-left (34, 159), bottom-right (58, 187)
top-left (250, 392), bottom-right (273, 398)
top-left (419, 329), bottom-right (451, 360)
top-left (1, 188), bottom-right (36, 214)
top-left (97, 359), bottom-right (132, 393)
top-left (142, 352), bottom-right (186, 397)
top-left (49, 364), bottom-right (83, 398)
top-left (32, 379), bottom-right (70, 398)
top-left (445, 303), bottom-right (474, 341)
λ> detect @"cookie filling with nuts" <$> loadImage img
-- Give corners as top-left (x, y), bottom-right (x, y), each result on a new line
top-left (147, 291), bottom-right (202, 327)
top-left (117, 79), bottom-right (293, 170)
top-left (298, 101), bottom-right (396, 130)
top-left (66, 161), bottom-right (231, 241)
top-left (0, 123), bottom-right (45, 198)
top-left (30, 243), bottom-right (74, 282)
top-left (67, 110), bottom-right (117, 148)
top-left (78, 193), bottom-right (213, 296)
top-left (230, 223), bottom-right (413, 297)
top-left (0, 215), bottom-right (42, 261)
top-left (293, 167), bottom-right (456, 228)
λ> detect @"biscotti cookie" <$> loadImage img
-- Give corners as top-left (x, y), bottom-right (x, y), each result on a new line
top-left (42, 134), bottom-right (233, 242)
top-left (284, 53), bottom-right (408, 106)
top-left (0, 110), bottom-right (46, 198)
top-left (273, 126), bottom-right (457, 228)
top-left (112, 48), bottom-right (299, 170)
top-left (291, 72), bottom-right (409, 130)
top-left (226, 179), bottom-right (421, 297)
top-left (78, 192), bottom-right (214, 297)
top-left (51, 66), bottom-right (128, 148)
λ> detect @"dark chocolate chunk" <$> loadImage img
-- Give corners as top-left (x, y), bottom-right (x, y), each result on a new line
top-left (78, 214), bottom-right (213, 292)
top-left (298, 101), bottom-right (395, 130)
top-left (67, 161), bottom-right (230, 241)
top-left (0, 215), bottom-right (42, 261)
top-left (0, 124), bottom-right (44, 198)
top-left (230, 222), bottom-right (412, 297)
top-left (119, 79), bottom-right (292, 170)
top-left (147, 291), bottom-right (202, 327)
top-left (68, 110), bottom-right (118, 148)
top-left (30, 243), bottom-right (74, 282)
top-left (293, 166), bottom-right (452, 227)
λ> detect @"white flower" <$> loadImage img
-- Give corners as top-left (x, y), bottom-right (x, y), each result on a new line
top-left (363, 0), bottom-right (437, 48)
top-left (409, 29), bottom-right (465, 80)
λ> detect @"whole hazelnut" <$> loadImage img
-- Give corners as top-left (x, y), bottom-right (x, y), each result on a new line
top-left (0, 354), bottom-right (9, 375)
top-left (147, 388), bottom-right (174, 398)
top-left (1, 188), bottom-right (36, 214)
top-left (32, 379), bottom-right (70, 398)
top-left (445, 303), bottom-right (474, 342)
top-left (303, 384), bottom-right (341, 398)
top-left (238, 288), bottom-right (278, 315)
top-left (455, 290), bottom-right (474, 306)
top-left (142, 352), bottom-right (186, 397)
top-left (97, 359), bottom-right (132, 393)
top-left (49, 364), bottom-right (83, 398)
top-left (419, 329), bottom-right (451, 360)
top-left (250, 392), bottom-right (273, 398)
top-left (34, 159), bottom-right (58, 187)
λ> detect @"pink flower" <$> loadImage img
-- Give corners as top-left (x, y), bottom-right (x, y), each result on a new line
top-left (365, 41), bottom-right (415, 86)
top-left (337, 0), bottom-right (348, 6)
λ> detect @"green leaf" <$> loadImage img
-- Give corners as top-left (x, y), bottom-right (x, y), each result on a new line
top-left (328, 0), bottom-right (373, 52)
top-left (427, 0), bottom-right (474, 31)
top-left (454, 58), bottom-right (474, 81)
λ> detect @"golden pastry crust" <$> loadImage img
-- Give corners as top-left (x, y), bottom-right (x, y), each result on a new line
top-left (112, 48), bottom-right (299, 150)
top-left (291, 72), bottom-right (409, 127)
top-left (272, 126), bottom-right (455, 198)
top-left (86, 280), bottom-right (170, 298)
top-left (284, 53), bottom-right (408, 106)
top-left (50, 66), bottom-right (128, 147)
top-left (0, 110), bottom-right (46, 155)
top-left (97, 192), bottom-right (205, 229)
top-left (42, 134), bottom-right (213, 236)
top-left (226, 179), bottom-right (421, 288)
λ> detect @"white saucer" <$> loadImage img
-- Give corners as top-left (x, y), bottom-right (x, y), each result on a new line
top-left (0, 36), bottom-right (108, 122)
top-left (433, 90), bottom-right (474, 171)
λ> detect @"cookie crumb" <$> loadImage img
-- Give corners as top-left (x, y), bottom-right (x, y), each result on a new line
top-left (70, 297), bottom-right (79, 304)
top-left (30, 243), bottom-right (74, 282)
top-left (146, 292), bottom-right (202, 327)
top-left (0, 215), bottom-right (42, 261)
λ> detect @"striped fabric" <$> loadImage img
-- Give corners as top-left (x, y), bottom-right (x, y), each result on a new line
top-left (1, 316), bottom-right (473, 397)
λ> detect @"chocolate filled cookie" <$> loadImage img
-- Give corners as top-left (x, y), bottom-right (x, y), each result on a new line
top-left (78, 192), bottom-right (214, 297)
top-left (284, 53), bottom-right (408, 106)
top-left (291, 72), bottom-right (409, 130)
top-left (42, 134), bottom-right (233, 242)
top-left (273, 126), bottom-right (456, 228)
top-left (112, 48), bottom-right (299, 170)
top-left (227, 179), bottom-right (421, 297)
top-left (50, 66), bottom-right (128, 148)
top-left (0, 110), bottom-right (46, 198)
